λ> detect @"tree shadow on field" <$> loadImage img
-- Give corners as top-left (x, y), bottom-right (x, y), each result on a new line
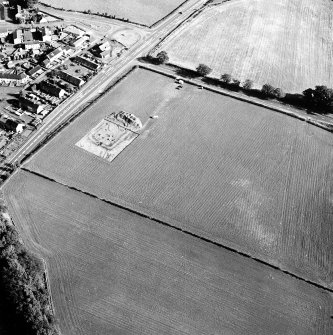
top-left (283, 93), bottom-right (311, 111)
top-left (175, 67), bottom-right (199, 79)
top-left (137, 56), bottom-right (157, 65)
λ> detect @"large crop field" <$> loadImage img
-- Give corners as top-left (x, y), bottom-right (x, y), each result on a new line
top-left (4, 171), bottom-right (333, 335)
top-left (160, 0), bottom-right (333, 93)
top-left (26, 68), bottom-right (333, 288)
top-left (43, 0), bottom-right (186, 26)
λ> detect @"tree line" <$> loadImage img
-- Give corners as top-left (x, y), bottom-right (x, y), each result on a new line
top-left (154, 52), bottom-right (333, 114)
top-left (9, 0), bottom-right (39, 9)
top-left (0, 199), bottom-right (58, 335)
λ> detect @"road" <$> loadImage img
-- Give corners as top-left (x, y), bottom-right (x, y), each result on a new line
top-left (8, 0), bottom-right (207, 164)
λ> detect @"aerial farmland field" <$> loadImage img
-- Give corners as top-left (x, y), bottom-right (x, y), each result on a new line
top-left (4, 170), bottom-right (333, 335)
top-left (26, 68), bottom-right (333, 288)
top-left (42, 0), bottom-right (187, 26)
top-left (160, 0), bottom-right (333, 93)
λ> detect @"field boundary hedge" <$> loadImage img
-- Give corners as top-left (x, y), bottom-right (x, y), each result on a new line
top-left (138, 64), bottom-right (333, 133)
top-left (21, 167), bottom-right (333, 294)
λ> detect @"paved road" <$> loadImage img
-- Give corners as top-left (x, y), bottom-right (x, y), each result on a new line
top-left (8, 0), bottom-right (206, 164)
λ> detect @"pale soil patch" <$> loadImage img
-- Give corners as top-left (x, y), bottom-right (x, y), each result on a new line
top-left (162, 0), bottom-right (333, 93)
top-left (76, 112), bottom-right (141, 163)
top-left (42, 0), bottom-right (186, 26)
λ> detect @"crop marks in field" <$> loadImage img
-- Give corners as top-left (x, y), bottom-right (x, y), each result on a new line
top-left (160, 0), bottom-right (333, 93)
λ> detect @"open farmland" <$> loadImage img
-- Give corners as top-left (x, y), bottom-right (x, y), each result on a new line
top-left (160, 0), bottom-right (333, 93)
top-left (4, 170), bottom-right (333, 335)
top-left (26, 68), bottom-right (333, 288)
top-left (42, 0), bottom-right (187, 26)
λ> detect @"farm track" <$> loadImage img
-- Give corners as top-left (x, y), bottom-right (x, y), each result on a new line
top-left (21, 167), bottom-right (333, 295)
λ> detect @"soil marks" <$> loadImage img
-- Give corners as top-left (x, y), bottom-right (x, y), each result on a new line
top-left (161, 0), bottom-right (333, 92)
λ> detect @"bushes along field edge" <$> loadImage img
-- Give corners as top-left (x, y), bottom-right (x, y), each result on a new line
top-left (0, 197), bottom-right (59, 335)
top-left (137, 64), bottom-right (333, 134)
top-left (149, 51), bottom-right (332, 115)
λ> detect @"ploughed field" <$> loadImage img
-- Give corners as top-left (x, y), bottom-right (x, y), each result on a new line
top-left (4, 171), bottom-right (333, 335)
top-left (160, 0), bottom-right (333, 93)
top-left (42, 0), bottom-right (186, 26)
top-left (26, 68), bottom-right (333, 288)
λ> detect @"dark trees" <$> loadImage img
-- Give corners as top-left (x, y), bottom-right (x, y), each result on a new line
top-left (196, 63), bottom-right (212, 77)
top-left (302, 85), bottom-right (333, 113)
top-left (220, 73), bottom-right (232, 84)
top-left (243, 79), bottom-right (254, 90)
top-left (15, 0), bottom-right (39, 9)
top-left (273, 88), bottom-right (285, 99)
top-left (0, 208), bottom-right (59, 335)
top-left (261, 84), bottom-right (276, 98)
top-left (155, 51), bottom-right (169, 65)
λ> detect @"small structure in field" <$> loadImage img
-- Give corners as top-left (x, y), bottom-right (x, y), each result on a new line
top-left (105, 111), bottom-right (142, 131)
top-left (76, 111), bottom-right (142, 162)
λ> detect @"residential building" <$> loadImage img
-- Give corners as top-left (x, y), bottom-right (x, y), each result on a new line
top-left (39, 17), bottom-right (48, 24)
top-left (12, 28), bottom-right (40, 47)
top-left (0, 116), bottom-right (24, 133)
top-left (46, 47), bottom-right (63, 62)
top-left (0, 31), bottom-right (8, 43)
top-left (13, 29), bottom-right (22, 44)
top-left (0, 2), bottom-right (10, 21)
top-left (24, 41), bottom-right (40, 50)
top-left (23, 29), bottom-right (33, 43)
top-left (74, 56), bottom-right (100, 71)
top-left (41, 26), bottom-right (52, 42)
top-left (99, 41), bottom-right (110, 52)
top-left (19, 96), bottom-right (45, 114)
top-left (63, 25), bottom-right (85, 38)
top-left (96, 40), bottom-right (123, 59)
top-left (20, 113), bottom-right (34, 124)
top-left (0, 72), bottom-right (28, 85)
top-left (100, 49), bottom-right (110, 59)
top-left (63, 45), bottom-right (73, 55)
top-left (27, 65), bottom-right (43, 77)
top-left (58, 70), bottom-right (84, 87)
top-left (72, 35), bottom-right (89, 49)
top-left (38, 81), bottom-right (65, 98)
